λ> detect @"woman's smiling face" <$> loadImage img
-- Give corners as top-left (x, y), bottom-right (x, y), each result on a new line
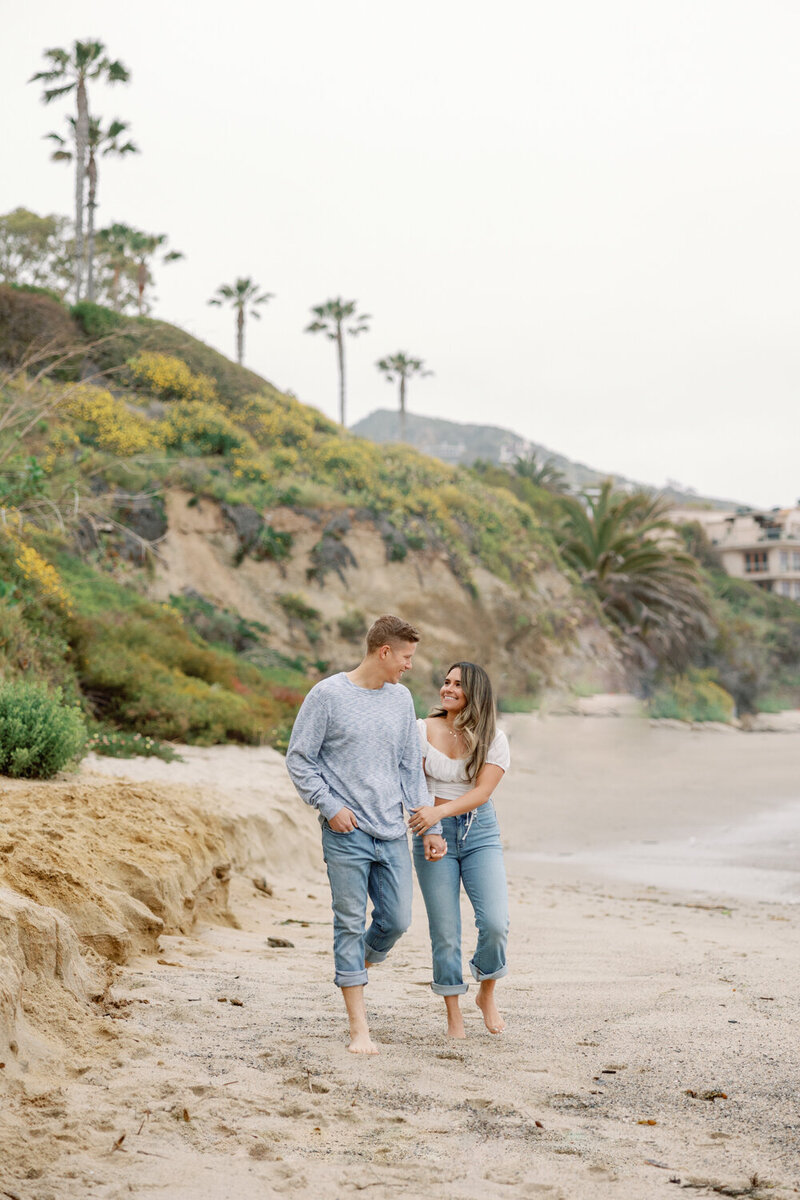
top-left (440, 667), bottom-right (467, 714)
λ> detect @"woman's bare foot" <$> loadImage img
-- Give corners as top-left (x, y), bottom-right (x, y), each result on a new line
top-left (476, 982), bottom-right (505, 1033)
top-left (444, 994), bottom-right (466, 1039)
top-left (347, 1029), bottom-right (379, 1055)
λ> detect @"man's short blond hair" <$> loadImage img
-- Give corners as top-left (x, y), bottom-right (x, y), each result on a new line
top-left (366, 614), bottom-right (420, 654)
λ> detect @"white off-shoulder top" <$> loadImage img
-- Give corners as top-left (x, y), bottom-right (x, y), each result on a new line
top-left (416, 718), bottom-right (511, 803)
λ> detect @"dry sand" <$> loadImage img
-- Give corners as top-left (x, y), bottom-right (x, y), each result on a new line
top-left (1, 716), bottom-right (800, 1199)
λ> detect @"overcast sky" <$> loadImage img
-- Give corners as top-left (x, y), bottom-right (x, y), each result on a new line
top-left (4, 1), bottom-right (799, 507)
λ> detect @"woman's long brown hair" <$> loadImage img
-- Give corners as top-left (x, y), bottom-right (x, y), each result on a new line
top-left (429, 661), bottom-right (496, 781)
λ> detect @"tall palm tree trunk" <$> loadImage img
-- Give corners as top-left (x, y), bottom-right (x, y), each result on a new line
top-left (137, 261), bottom-right (146, 315)
top-left (236, 306), bottom-right (244, 365)
top-left (399, 374), bottom-right (407, 440)
top-left (111, 264), bottom-right (121, 311)
top-left (86, 147), bottom-right (97, 302)
top-left (336, 325), bottom-right (346, 426)
top-left (74, 77), bottom-right (89, 301)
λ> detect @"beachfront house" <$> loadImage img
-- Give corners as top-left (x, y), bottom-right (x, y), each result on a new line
top-left (669, 506), bottom-right (800, 601)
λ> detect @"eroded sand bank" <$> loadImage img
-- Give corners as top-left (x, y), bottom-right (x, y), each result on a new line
top-left (1, 718), bottom-right (799, 1199)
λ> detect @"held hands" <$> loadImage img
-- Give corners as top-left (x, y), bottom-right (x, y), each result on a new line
top-left (423, 834), bottom-right (447, 861)
top-left (328, 806), bottom-right (358, 833)
top-left (408, 805), bottom-right (439, 835)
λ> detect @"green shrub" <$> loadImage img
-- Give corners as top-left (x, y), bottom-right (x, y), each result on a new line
top-left (160, 400), bottom-right (245, 455)
top-left (0, 679), bottom-right (86, 778)
top-left (71, 301), bottom-right (123, 339)
top-left (12, 282), bottom-right (67, 305)
top-left (497, 694), bottom-right (540, 713)
top-left (250, 525), bottom-right (292, 563)
top-left (87, 728), bottom-right (181, 762)
top-left (337, 610), bottom-right (367, 642)
top-left (648, 670), bottom-right (735, 723)
top-left (279, 593), bottom-right (321, 624)
top-left (278, 593), bottom-right (322, 644)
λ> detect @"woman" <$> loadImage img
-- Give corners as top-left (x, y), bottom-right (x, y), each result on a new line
top-left (409, 662), bottom-right (510, 1038)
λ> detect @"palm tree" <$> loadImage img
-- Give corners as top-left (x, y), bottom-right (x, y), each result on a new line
top-left (375, 352), bottom-right (433, 440)
top-left (558, 480), bottom-right (713, 670)
top-left (30, 40), bottom-right (130, 301)
top-left (513, 451), bottom-right (568, 494)
top-left (127, 232), bottom-right (183, 315)
top-left (45, 116), bottom-right (139, 302)
top-left (208, 277), bottom-right (274, 366)
top-left (94, 222), bottom-right (137, 310)
top-left (305, 298), bottom-right (370, 427)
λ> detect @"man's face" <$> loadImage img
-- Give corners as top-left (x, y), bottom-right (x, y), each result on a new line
top-left (379, 640), bottom-right (418, 684)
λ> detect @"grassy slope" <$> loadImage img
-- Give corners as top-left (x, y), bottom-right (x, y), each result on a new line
top-left (0, 292), bottom-right (578, 751)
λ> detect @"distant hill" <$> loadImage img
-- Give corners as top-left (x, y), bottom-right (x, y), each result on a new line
top-left (352, 409), bottom-right (739, 510)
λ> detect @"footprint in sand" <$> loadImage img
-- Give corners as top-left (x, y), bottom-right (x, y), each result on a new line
top-left (284, 1074), bottom-right (330, 1094)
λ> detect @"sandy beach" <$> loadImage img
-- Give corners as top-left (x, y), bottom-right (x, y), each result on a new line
top-left (2, 714), bottom-right (800, 1199)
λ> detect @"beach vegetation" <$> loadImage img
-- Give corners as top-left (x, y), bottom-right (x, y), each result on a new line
top-left (648, 670), bottom-right (735, 724)
top-left (497, 694), bottom-right (540, 713)
top-left (513, 452), bottom-right (569, 495)
top-left (0, 679), bottom-right (87, 778)
top-left (127, 351), bottom-right (217, 403)
top-left (62, 382), bottom-right (160, 455)
top-left (159, 399), bottom-right (246, 456)
top-left (86, 727), bottom-right (181, 761)
top-left (557, 481), bottom-right (713, 672)
top-left (278, 593), bottom-right (323, 643)
top-left (337, 610), bottom-right (367, 642)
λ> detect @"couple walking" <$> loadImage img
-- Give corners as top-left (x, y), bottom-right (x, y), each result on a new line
top-left (286, 614), bottom-right (510, 1054)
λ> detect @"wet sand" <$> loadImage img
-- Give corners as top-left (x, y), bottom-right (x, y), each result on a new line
top-left (503, 714), bottom-right (800, 902)
top-left (2, 716), bottom-right (800, 1198)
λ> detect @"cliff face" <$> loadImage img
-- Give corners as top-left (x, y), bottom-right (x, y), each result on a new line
top-left (149, 490), bottom-right (626, 704)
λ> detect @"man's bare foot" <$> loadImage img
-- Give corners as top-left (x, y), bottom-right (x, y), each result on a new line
top-left (444, 995), bottom-right (466, 1039)
top-left (476, 984), bottom-right (505, 1033)
top-left (342, 984), bottom-right (378, 1054)
top-left (447, 1013), bottom-right (466, 1038)
top-left (347, 1029), bottom-right (379, 1055)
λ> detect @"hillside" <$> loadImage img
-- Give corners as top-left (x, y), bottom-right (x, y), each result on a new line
top-left (352, 409), bottom-right (740, 510)
top-left (0, 288), bottom-right (627, 760)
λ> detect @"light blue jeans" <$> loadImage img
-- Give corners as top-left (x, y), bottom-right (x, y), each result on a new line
top-left (413, 801), bottom-right (509, 995)
top-left (321, 823), bottom-right (412, 988)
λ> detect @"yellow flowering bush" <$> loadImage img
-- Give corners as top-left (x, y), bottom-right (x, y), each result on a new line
top-left (41, 427), bottom-right (80, 473)
top-left (5, 533), bottom-right (72, 613)
top-left (61, 384), bottom-right (161, 456)
top-left (127, 353), bottom-right (217, 403)
top-left (230, 448), bottom-right (272, 482)
top-left (239, 393), bottom-right (319, 450)
top-left (269, 446), bottom-right (300, 472)
top-left (311, 437), bottom-right (380, 494)
top-left (159, 400), bottom-right (246, 456)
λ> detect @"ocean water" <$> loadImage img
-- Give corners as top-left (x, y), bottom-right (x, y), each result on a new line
top-left (511, 800), bottom-right (800, 903)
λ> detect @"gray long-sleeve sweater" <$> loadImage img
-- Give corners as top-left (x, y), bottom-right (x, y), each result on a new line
top-left (285, 673), bottom-right (441, 841)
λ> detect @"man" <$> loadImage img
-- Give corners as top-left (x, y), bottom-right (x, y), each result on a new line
top-left (286, 614), bottom-right (447, 1054)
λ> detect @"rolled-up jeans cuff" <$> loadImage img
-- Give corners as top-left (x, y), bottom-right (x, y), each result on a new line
top-left (469, 962), bottom-right (508, 982)
top-left (334, 967), bottom-right (369, 989)
top-left (431, 981), bottom-right (469, 996)
top-left (363, 940), bottom-right (388, 964)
